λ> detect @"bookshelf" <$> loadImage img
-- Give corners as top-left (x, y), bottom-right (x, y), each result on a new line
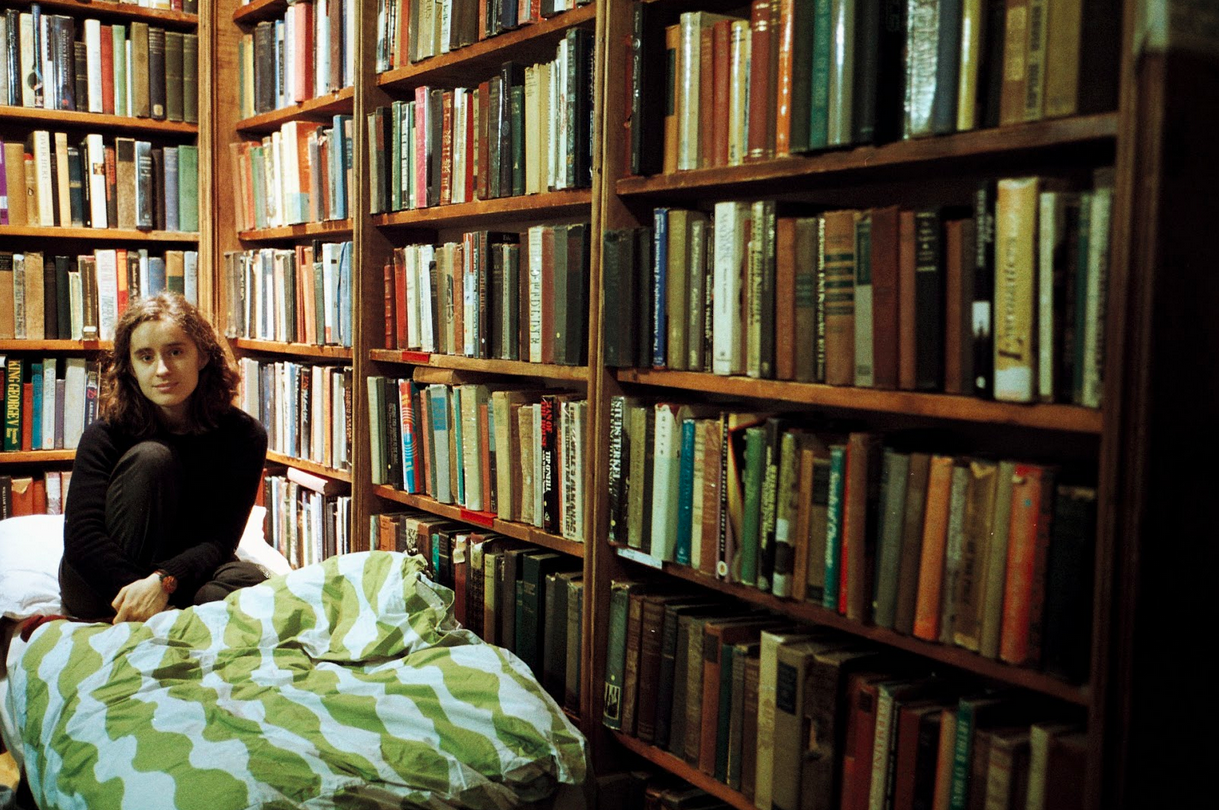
top-left (356, 0), bottom-right (603, 728)
top-left (213, 0), bottom-right (357, 564)
top-left (0, 0), bottom-right (211, 518)
top-left (581, 0), bottom-right (1187, 807)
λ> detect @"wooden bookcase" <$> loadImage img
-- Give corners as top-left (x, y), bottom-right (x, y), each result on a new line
top-left (213, 0), bottom-right (358, 559)
top-left (0, 0), bottom-right (211, 506)
top-left (583, 1), bottom-right (1211, 809)
top-left (354, 1), bottom-right (604, 729)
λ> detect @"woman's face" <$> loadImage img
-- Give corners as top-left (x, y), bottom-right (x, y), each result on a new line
top-left (129, 317), bottom-right (207, 428)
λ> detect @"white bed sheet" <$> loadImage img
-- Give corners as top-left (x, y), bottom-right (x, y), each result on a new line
top-left (0, 620), bottom-right (29, 773)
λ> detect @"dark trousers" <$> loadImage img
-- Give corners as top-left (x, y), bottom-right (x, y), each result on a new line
top-left (60, 440), bottom-right (267, 619)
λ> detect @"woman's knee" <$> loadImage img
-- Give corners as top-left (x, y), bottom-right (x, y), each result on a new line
top-left (115, 441), bottom-right (179, 482)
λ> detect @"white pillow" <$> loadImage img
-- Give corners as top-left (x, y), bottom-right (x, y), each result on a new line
top-left (0, 508), bottom-right (290, 620)
top-left (0, 514), bottom-right (66, 620)
top-left (235, 506), bottom-right (292, 576)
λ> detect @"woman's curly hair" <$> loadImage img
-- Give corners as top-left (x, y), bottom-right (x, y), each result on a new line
top-left (100, 292), bottom-right (239, 437)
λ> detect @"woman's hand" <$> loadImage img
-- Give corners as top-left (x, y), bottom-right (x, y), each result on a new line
top-left (112, 574), bottom-right (171, 623)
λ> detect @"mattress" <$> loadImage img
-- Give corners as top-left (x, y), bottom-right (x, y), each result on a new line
top-left (0, 619), bottom-right (29, 773)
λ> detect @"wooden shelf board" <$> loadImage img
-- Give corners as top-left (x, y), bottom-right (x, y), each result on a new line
top-left (235, 88), bottom-right (355, 134)
top-left (369, 350), bottom-right (589, 380)
top-left (265, 452), bottom-right (352, 482)
top-left (232, 338), bottom-right (353, 360)
top-left (0, 450), bottom-right (76, 464)
top-left (616, 547), bottom-right (1090, 706)
top-left (0, 225), bottom-right (200, 242)
top-left (373, 486), bottom-right (585, 559)
top-left (237, 219), bottom-right (354, 241)
top-left (616, 113), bottom-right (1119, 198)
top-left (373, 189), bottom-right (592, 230)
top-left (233, 0), bottom-right (287, 25)
top-left (377, 5), bottom-right (597, 90)
top-left (612, 733), bottom-right (754, 810)
top-left (614, 369), bottom-right (1103, 433)
top-left (0, 340), bottom-right (111, 351)
top-left (0, 106), bottom-right (198, 134)
top-left (6, 0), bottom-right (197, 26)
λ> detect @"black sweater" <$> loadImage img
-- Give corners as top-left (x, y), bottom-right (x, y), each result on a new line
top-left (63, 407), bottom-right (267, 605)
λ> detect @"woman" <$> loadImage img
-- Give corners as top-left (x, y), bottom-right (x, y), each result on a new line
top-left (60, 292), bottom-right (268, 623)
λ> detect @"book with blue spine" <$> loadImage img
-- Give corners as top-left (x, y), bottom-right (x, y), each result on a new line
top-left (652, 208), bottom-right (669, 368)
top-left (822, 443), bottom-right (846, 610)
top-left (29, 362), bottom-right (42, 450)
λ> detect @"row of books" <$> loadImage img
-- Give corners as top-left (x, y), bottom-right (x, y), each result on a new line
top-left (376, 0), bottom-right (590, 71)
top-left (372, 512), bottom-right (584, 711)
top-left (238, 0), bottom-right (355, 119)
top-left (0, 8), bottom-right (199, 123)
top-left (368, 33), bottom-right (593, 214)
top-left (0, 355), bottom-right (98, 452)
top-left (262, 467), bottom-right (352, 570)
top-left (608, 399), bottom-right (1097, 683)
top-left (228, 115), bottom-right (353, 231)
top-left (1, 249), bottom-right (199, 342)
top-left (381, 223), bottom-right (589, 364)
top-left (237, 359), bottom-right (354, 473)
top-left (0, 471), bottom-right (71, 519)
top-left (628, 0), bottom-right (1119, 176)
top-left (0, 135), bottom-right (200, 232)
top-left (366, 380), bottom-right (588, 543)
top-left (222, 242), bottom-right (353, 348)
top-left (603, 171), bottom-right (1113, 408)
top-left (603, 596), bottom-right (1087, 810)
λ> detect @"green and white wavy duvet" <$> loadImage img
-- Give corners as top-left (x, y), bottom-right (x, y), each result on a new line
top-left (7, 551), bottom-right (587, 809)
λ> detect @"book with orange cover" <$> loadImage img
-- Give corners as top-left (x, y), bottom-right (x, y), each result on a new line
top-left (9, 476), bottom-right (33, 516)
top-left (663, 24), bottom-right (681, 173)
top-left (913, 455), bottom-right (956, 640)
top-left (999, 462), bottom-right (1056, 666)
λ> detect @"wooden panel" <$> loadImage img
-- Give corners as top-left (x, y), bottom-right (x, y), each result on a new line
top-left (232, 0), bottom-right (287, 25)
top-left (265, 451), bottom-right (353, 482)
top-left (0, 340), bottom-right (110, 352)
top-left (0, 107), bottom-right (198, 135)
top-left (374, 190), bottom-right (593, 230)
top-left (231, 339), bottom-right (354, 360)
top-left (378, 5), bottom-right (597, 91)
top-left (0, 226), bottom-right (201, 242)
top-left (614, 369), bottom-right (1104, 433)
top-left (369, 350), bottom-right (589, 381)
top-left (235, 87), bottom-right (356, 134)
top-left (237, 220), bottom-right (355, 242)
top-left (374, 486), bottom-right (585, 559)
top-left (0, 450), bottom-right (76, 464)
top-left (3, 0), bottom-right (197, 26)
top-left (616, 113), bottom-right (1119, 199)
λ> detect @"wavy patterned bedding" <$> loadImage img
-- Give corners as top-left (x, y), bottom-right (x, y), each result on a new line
top-left (4, 551), bottom-right (587, 810)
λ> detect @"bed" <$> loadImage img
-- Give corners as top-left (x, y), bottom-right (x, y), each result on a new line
top-left (0, 516), bottom-right (588, 810)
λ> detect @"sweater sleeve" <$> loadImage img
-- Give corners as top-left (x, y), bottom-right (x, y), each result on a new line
top-left (154, 410), bottom-right (268, 594)
top-left (62, 421), bottom-right (145, 600)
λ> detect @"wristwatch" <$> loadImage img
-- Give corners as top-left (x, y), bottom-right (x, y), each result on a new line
top-left (155, 569), bottom-right (178, 595)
